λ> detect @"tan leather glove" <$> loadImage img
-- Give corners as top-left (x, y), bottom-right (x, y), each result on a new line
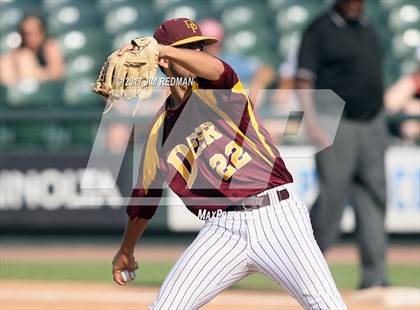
top-left (92, 36), bottom-right (159, 113)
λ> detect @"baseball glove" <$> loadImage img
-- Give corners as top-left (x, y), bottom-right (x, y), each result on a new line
top-left (92, 36), bottom-right (160, 114)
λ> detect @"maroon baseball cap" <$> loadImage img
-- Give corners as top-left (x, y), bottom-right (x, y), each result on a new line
top-left (153, 18), bottom-right (218, 47)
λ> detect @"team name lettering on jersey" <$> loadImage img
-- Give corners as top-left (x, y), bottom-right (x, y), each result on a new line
top-left (167, 121), bottom-right (253, 187)
top-left (167, 122), bottom-right (222, 187)
top-left (186, 122), bottom-right (222, 158)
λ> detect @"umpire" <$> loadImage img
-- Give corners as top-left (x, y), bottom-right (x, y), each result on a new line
top-left (296, 0), bottom-right (389, 289)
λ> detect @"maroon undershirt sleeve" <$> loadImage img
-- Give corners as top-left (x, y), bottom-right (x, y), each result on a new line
top-left (127, 186), bottom-right (163, 220)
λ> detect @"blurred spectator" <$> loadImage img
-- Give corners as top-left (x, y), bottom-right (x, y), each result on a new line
top-left (385, 60), bottom-right (420, 144)
top-left (273, 35), bottom-right (300, 104)
top-left (267, 37), bottom-right (301, 144)
top-left (296, 0), bottom-right (389, 289)
top-left (0, 15), bottom-right (64, 86)
top-left (198, 18), bottom-right (275, 105)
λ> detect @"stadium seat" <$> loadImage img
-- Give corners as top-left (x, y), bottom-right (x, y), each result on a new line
top-left (0, 124), bottom-right (17, 150)
top-left (211, 0), bottom-right (251, 12)
top-left (96, 0), bottom-right (126, 12)
top-left (390, 30), bottom-right (419, 60)
top-left (63, 75), bottom-right (102, 107)
top-left (224, 30), bottom-right (278, 69)
top-left (15, 123), bottom-right (42, 147)
top-left (0, 83), bottom-right (7, 107)
top-left (45, 1), bottom-right (101, 36)
top-left (275, 4), bottom-right (310, 33)
top-left (388, 3), bottom-right (420, 32)
top-left (399, 57), bottom-right (418, 76)
top-left (0, 0), bottom-right (44, 33)
top-left (0, 30), bottom-right (20, 54)
top-left (65, 53), bottom-right (102, 80)
top-left (224, 29), bottom-right (270, 57)
top-left (220, 3), bottom-right (269, 32)
top-left (69, 124), bottom-right (98, 146)
top-left (274, 1), bottom-right (326, 34)
top-left (42, 0), bottom-right (71, 11)
top-left (43, 123), bottom-right (72, 150)
top-left (0, 4), bottom-right (24, 36)
top-left (98, 0), bottom-right (152, 14)
top-left (384, 59), bottom-right (398, 86)
top-left (103, 2), bottom-right (158, 35)
top-left (267, 0), bottom-right (293, 11)
top-left (380, 0), bottom-right (419, 11)
top-left (364, 0), bottom-right (388, 26)
top-left (157, 0), bottom-right (216, 22)
top-left (16, 123), bottom-right (72, 150)
top-left (57, 28), bottom-right (110, 60)
top-left (6, 80), bottom-right (64, 107)
top-left (111, 28), bottom-right (155, 50)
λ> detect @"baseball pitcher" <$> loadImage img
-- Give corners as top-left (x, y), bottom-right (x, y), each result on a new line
top-left (98, 18), bottom-right (346, 310)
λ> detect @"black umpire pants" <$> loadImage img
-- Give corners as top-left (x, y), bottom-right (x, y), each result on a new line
top-left (310, 111), bottom-right (389, 287)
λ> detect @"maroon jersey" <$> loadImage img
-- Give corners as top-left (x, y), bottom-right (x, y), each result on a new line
top-left (128, 61), bottom-right (293, 220)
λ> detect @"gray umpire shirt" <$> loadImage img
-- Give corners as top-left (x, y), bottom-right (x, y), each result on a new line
top-left (297, 9), bottom-right (384, 120)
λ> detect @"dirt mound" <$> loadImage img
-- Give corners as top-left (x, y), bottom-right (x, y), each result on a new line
top-left (2, 280), bottom-right (419, 310)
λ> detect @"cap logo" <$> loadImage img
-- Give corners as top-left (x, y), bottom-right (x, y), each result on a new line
top-left (184, 20), bottom-right (198, 33)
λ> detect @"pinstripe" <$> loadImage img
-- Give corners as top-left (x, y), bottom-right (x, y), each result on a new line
top-left (281, 197), bottom-right (329, 309)
top-left (216, 269), bottom-right (250, 286)
top-left (255, 206), bottom-right (314, 309)
top-left (287, 203), bottom-right (344, 308)
top-left (149, 184), bottom-right (346, 310)
top-left (281, 202), bottom-right (341, 309)
top-left (194, 214), bottom-right (251, 307)
top-left (270, 197), bottom-right (330, 309)
top-left (195, 270), bottom-right (251, 308)
top-left (263, 190), bottom-right (320, 309)
top-left (191, 219), bottom-right (249, 308)
top-left (154, 216), bottom-right (222, 308)
top-left (282, 195), bottom-right (335, 297)
top-left (248, 207), bottom-right (308, 308)
top-left (167, 216), bottom-right (228, 309)
top-left (186, 215), bottom-right (243, 307)
top-left (288, 204), bottom-right (336, 293)
top-left (209, 258), bottom-right (248, 288)
top-left (180, 216), bottom-right (237, 308)
top-left (256, 191), bottom-right (311, 308)
top-left (303, 211), bottom-right (338, 288)
top-left (301, 209), bottom-right (345, 306)
top-left (287, 186), bottom-right (342, 303)
top-left (153, 221), bottom-right (214, 305)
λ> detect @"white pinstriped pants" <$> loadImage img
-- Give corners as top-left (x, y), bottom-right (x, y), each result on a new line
top-left (149, 184), bottom-right (347, 310)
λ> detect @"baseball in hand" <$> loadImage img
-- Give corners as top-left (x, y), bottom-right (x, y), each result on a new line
top-left (120, 270), bottom-right (136, 283)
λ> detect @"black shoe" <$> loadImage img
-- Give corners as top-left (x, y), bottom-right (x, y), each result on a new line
top-left (358, 280), bottom-right (390, 290)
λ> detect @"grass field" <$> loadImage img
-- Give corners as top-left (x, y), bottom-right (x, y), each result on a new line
top-left (1, 260), bottom-right (419, 290)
